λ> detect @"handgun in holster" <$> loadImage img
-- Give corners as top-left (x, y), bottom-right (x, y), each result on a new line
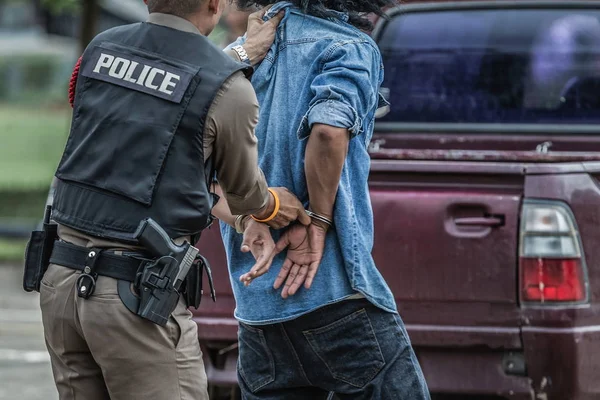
top-left (117, 218), bottom-right (215, 326)
top-left (23, 205), bottom-right (58, 292)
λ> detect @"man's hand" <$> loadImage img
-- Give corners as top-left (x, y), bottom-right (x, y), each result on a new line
top-left (251, 187), bottom-right (310, 229)
top-left (266, 187), bottom-right (311, 229)
top-left (238, 218), bottom-right (276, 286)
top-left (243, 6), bottom-right (284, 65)
top-left (272, 223), bottom-right (327, 298)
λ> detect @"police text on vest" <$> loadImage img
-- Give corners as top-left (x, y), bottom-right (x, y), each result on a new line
top-left (82, 44), bottom-right (196, 103)
top-left (93, 53), bottom-right (180, 96)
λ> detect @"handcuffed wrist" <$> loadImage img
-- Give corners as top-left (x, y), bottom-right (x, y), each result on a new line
top-left (306, 210), bottom-right (333, 230)
top-left (235, 215), bottom-right (252, 234)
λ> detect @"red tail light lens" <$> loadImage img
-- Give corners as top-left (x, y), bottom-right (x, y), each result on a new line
top-left (521, 258), bottom-right (585, 302)
top-left (519, 202), bottom-right (588, 304)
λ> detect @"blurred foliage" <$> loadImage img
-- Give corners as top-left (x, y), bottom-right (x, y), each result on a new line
top-left (0, 106), bottom-right (70, 191)
top-left (0, 106), bottom-right (67, 260)
top-left (0, 105), bottom-right (66, 261)
top-left (40, 0), bottom-right (79, 12)
top-left (0, 55), bottom-right (73, 105)
top-left (0, 239), bottom-right (28, 262)
top-left (0, 189), bottom-right (50, 220)
top-left (7, 0), bottom-right (80, 13)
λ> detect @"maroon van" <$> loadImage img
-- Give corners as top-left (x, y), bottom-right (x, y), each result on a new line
top-left (194, 1), bottom-right (600, 399)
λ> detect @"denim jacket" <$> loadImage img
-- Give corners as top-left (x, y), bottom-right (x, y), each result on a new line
top-left (221, 2), bottom-right (396, 324)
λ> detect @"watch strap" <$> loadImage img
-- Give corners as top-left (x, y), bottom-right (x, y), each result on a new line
top-left (232, 45), bottom-right (250, 64)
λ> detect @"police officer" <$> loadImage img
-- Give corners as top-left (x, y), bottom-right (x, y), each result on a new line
top-left (39, 1), bottom-right (305, 399)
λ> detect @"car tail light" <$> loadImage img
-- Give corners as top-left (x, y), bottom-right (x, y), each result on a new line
top-left (519, 201), bottom-right (588, 304)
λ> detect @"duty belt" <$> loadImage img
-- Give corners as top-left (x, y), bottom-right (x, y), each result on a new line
top-left (49, 241), bottom-right (145, 283)
top-left (48, 237), bottom-right (213, 324)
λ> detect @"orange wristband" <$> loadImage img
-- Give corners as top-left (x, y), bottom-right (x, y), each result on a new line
top-left (252, 188), bottom-right (280, 223)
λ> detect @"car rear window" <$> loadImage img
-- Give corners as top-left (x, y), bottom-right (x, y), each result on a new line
top-left (377, 8), bottom-right (600, 124)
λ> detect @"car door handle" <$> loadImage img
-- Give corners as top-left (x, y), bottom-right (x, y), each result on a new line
top-left (454, 216), bottom-right (504, 227)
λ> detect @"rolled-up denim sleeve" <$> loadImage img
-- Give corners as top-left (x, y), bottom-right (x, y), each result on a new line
top-left (224, 35), bottom-right (247, 53)
top-left (297, 41), bottom-right (382, 140)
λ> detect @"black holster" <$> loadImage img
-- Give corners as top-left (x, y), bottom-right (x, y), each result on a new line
top-left (117, 253), bottom-right (216, 326)
top-left (23, 206), bottom-right (58, 292)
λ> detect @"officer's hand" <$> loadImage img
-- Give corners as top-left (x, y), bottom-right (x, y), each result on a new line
top-left (243, 5), bottom-right (285, 65)
top-left (266, 187), bottom-right (311, 229)
top-left (238, 219), bottom-right (276, 286)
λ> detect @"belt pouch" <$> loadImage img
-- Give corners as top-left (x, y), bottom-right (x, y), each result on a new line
top-left (23, 206), bottom-right (58, 292)
top-left (183, 254), bottom-right (215, 309)
top-left (184, 259), bottom-right (202, 309)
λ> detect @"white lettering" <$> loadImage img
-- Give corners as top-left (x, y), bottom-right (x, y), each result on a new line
top-left (123, 61), bottom-right (139, 83)
top-left (90, 51), bottom-right (185, 98)
top-left (108, 57), bottom-right (130, 79)
top-left (136, 65), bottom-right (151, 86)
top-left (158, 72), bottom-right (180, 95)
top-left (145, 68), bottom-right (165, 90)
top-left (93, 53), bottom-right (114, 73)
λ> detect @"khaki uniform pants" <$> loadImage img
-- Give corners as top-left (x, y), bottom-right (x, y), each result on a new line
top-left (40, 264), bottom-right (208, 400)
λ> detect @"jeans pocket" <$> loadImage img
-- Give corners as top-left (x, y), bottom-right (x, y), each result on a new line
top-left (303, 308), bottom-right (385, 388)
top-left (238, 323), bottom-right (275, 392)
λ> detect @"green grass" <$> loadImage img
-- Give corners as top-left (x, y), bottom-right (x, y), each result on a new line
top-left (0, 239), bottom-right (27, 263)
top-left (0, 105), bottom-right (70, 260)
top-left (0, 105), bottom-right (70, 191)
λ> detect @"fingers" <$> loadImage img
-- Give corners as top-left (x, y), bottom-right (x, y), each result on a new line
top-left (274, 232), bottom-right (291, 254)
top-left (281, 263), bottom-right (302, 298)
top-left (267, 10), bottom-right (285, 27)
top-left (269, 187), bottom-right (312, 229)
top-left (268, 210), bottom-right (308, 229)
top-left (251, 3), bottom-right (274, 20)
top-left (266, 218), bottom-right (285, 230)
top-left (240, 251), bottom-right (273, 286)
top-left (297, 209), bottom-right (311, 226)
top-left (304, 261), bottom-right (319, 289)
top-left (278, 262), bottom-right (316, 298)
top-left (240, 236), bottom-right (252, 253)
top-left (241, 238), bottom-right (263, 253)
top-left (281, 265), bottom-right (308, 298)
top-left (274, 258), bottom-right (293, 289)
top-left (249, 7), bottom-right (266, 20)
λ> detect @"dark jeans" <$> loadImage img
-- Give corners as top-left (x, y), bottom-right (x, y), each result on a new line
top-left (237, 298), bottom-right (430, 399)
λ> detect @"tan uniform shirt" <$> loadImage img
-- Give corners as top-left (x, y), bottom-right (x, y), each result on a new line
top-left (148, 13), bottom-right (268, 215)
top-left (59, 13), bottom-right (267, 247)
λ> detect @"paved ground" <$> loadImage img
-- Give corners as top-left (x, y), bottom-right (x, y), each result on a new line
top-left (0, 263), bottom-right (57, 400)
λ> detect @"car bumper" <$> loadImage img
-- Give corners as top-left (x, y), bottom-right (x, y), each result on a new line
top-left (195, 317), bottom-right (600, 399)
top-left (522, 325), bottom-right (600, 400)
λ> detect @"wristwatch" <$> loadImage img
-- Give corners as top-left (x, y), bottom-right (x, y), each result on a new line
top-left (231, 45), bottom-right (250, 64)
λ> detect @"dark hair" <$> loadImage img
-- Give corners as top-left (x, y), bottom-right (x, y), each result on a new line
top-left (235, 0), bottom-right (397, 30)
top-left (146, 0), bottom-right (203, 18)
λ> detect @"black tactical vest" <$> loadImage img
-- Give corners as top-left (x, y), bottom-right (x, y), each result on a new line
top-left (53, 22), bottom-right (249, 243)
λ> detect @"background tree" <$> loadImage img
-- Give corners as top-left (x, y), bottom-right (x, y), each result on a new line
top-left (42, 0), bottom-right (98, 51)
top-left (10, 0), bottom-right (99, 52)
